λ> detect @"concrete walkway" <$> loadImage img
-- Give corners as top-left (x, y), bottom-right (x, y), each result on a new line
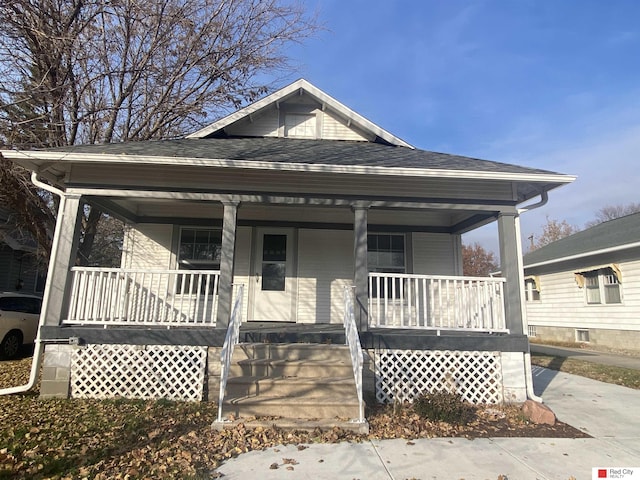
top-left (530, 344), bottom-right (640, 371)
top-left (215, 368), bottom-right (640, 480)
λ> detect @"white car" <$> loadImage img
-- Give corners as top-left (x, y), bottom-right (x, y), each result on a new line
top-left (0, 292), bottom-right (42, 359)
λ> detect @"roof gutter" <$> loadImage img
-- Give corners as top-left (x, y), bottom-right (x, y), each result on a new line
top-left (0, 173), bottom-right (66, 396)
top-left (517, 190), bottom-right (548, 214)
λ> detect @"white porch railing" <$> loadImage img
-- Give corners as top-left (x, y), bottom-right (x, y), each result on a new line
top-left (343, 286), bottom-right (365, 424)
top-left (217, 284), bottom-right (245, 423)
top-left (368, 273), bottom-right (507, 332)
top-left (66, 267), bottom-right (220, 326)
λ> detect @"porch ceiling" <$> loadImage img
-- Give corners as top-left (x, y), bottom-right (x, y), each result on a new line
top-left (88, 196), bottom-right (497, 233)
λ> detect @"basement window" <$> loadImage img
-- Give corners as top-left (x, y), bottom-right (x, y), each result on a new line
top-left (575, 329), bottom-right (590, 343)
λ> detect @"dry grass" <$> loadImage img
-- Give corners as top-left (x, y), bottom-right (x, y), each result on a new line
top-left (0, 355), bottom-right (586, 479)
top-left (530, 353), bottom-right (640, 390)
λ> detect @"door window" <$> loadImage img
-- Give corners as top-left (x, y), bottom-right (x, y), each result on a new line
top-left (262, 234), bottom-right (287, 291)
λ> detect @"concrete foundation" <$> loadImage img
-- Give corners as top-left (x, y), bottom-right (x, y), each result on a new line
top-left (40, 344), bottom-right (73, 399)
top-left (531, 325), bottom-right (640, 354)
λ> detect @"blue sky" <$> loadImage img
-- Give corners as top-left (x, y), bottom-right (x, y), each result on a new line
top-left (281, 0), bottom-right (640, 254)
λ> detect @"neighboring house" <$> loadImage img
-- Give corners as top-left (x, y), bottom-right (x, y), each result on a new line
top-left (523, 212), bottom-right (640, 353)
top-left (1, 80), bottom-right (573, 425)
top-left (0, 207), bottom-right (45, 294)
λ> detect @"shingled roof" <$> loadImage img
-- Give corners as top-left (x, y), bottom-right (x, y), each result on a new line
top-left (50, 136), bottom-right (560, 176)
top-left (523, 212), bottom-right (640, 267)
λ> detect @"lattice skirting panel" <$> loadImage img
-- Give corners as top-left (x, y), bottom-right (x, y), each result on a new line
top-left (71, 344), bottom-right (207, 401)
top-left (374, 350), bottom-right (504, 404)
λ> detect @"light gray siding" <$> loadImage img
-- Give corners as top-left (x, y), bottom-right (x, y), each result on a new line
top-left (296, 229), bottom-right (353, 323)
top-left (122, 224), bottom-right (173, 269)
top-left (320, 110), bottom-right (369, 141)
top-left (412, 233), bottom-right (459, 275)
top-left (526, 258), bottom-right (640, 331)
top-left (225, 109), bottom-right (280, 137)
top-left (223, 94), bottom-right (370, 142)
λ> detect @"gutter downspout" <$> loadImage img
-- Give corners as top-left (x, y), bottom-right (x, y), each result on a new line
top-left (516, 191), bottom-right (548, 403)
top-left (0, 173), bottom-right (67, 396)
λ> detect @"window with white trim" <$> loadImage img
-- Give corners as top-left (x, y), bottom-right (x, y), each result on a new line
top-left (368, 233), bottom-right (405, 273)
top-left (178, 228), bottom-right (222, 270)
top-left (524, 277), bottom-right (540, 301)
top-left (582, 267), bottom-right (621, 305)
top-left (368, 233), bottom-right (405, 298)
top-left (576, 329), bottom-right (590, 342)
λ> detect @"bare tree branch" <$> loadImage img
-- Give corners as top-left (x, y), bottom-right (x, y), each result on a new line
top-left (0, 0), bottom-right (319, 266)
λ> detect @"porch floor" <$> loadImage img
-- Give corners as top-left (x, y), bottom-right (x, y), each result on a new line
top-left (238, 322), bottom-right (519, 352)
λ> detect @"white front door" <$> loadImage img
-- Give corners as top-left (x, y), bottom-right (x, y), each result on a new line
top-left (250, 228), bottom-right (296, 322)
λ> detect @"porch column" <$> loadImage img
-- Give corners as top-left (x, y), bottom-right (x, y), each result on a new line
top-left (216, 201), bottom-right (239, 330)
top-left (498, 212), bottom-right (525, 335)
top-left (42, 194), bottom-right (83, 326)
top-left (352, 205), bottom-right (369, 332)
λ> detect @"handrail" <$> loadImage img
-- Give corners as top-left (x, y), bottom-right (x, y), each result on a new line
top-left (217, 284), bottom-right (245, 423)
top-left (344, 286), bottom-right (365, 424)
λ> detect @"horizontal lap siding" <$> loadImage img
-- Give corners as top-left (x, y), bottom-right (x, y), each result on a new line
top-left (321, 111), bottom-right (369, 141)
top-left (123, 224), bottom-right (173, 269)
top-left (526, 259), bottom-right (640, 331)
top-left (296, 229), bottom-right (353, 323)
top-left (411, 233), bottom-right (458, 275)
top-left (225, 110), bottom-right (279, 137)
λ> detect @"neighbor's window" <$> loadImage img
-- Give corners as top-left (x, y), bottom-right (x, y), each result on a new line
top-left (178, 228), bottom-right (222, 270)
top-left (576, 329), bottom-right (590, 342)
top-left (368, 233), bottom-right (405, 298)
top-left (284, 113), bottom-right (316, 138)
top-left (582, 267), bottom-right (621, 305)
top-left (524, 277), bottom-right (540, 301)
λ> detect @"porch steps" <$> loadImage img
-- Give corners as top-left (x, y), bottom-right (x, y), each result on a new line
top-left (212, 342), bottom-right (367, 433)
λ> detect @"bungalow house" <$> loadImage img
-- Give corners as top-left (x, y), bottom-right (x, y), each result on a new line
top-left (523, 212), bottom-right (640, 353)
top-left (1, 80), bottom-right (574, 428)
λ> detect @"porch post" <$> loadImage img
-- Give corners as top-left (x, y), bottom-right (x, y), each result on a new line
top-left (497, 212), bottom-right (525, 335)
top-left (352, 205), bottom-right (369, 332)
top-left (216, 201), bottom-right (239, 330)
top-left (42, 194), bottom-right (83, 326)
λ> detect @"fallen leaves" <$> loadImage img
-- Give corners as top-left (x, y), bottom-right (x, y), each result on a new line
top-left (0, 357), bottom-right (589, 479)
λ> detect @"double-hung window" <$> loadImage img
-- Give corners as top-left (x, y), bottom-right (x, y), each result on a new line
top-left (178, 228), bottom-right (222, 270)
top-left (368, 233), bottom-right (405, 298)
top-left (524, 277), bottom-right (540, 301)
top-left (177, 228), bottom-right (222, 294)
top-left (582, 267), bottom-right (621, 305)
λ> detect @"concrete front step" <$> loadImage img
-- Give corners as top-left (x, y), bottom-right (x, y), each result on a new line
top-left (229, 358), bottom-right (353, 378)
top-left (225, 375), bottom-right (356, 397)
top-left (232, 343), bottom-right (352, 362)
top-left (223, 394), bottom-right (361, 419)
top-left (212, 417), bottom-right (369, 434)
top-left (214, 342), bottom-right (364, 427)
